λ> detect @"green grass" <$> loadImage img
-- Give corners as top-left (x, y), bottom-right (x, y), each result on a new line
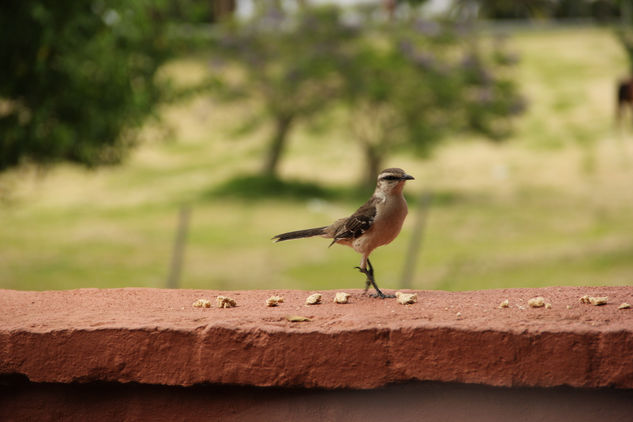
top-left (1, 26), bottom-right (632, 291)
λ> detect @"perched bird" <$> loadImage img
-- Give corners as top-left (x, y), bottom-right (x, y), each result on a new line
top-left (272, 168), bottom-right (414, 298)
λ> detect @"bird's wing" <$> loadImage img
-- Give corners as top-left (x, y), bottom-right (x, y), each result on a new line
top-left (328, 196), bottom-right (378, 246)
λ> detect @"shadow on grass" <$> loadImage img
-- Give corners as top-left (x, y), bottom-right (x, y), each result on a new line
top-left (203, 173), bottom-right (472, 206)
top-left (203, 174), bottom-right (370, 203)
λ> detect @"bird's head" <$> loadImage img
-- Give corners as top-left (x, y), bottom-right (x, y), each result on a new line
top-left (375, 168), bottom-right (414, 195)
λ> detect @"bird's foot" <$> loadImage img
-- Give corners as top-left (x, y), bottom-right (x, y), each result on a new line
top-left (368, 291), bottom-right (395, 299)
top-left (355, 263), bottom-right (393, 298)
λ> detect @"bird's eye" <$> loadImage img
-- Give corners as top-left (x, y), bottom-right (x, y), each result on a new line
top-left (380, 175), bottom-right (400, 181)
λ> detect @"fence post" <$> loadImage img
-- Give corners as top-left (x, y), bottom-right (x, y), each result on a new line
top-left (400, 191), bottom-right (432, 289)
top-left (166, 204), bottom-right (191, 289)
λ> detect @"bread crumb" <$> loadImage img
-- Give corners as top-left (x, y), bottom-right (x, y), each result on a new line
top-left (216, 296), bottom-right (237, 308)
top-left (305, 293), bottom-right (322, 305)
top-left (589, 296), bottom-right (608, 306)
top-left (286, 315), bottom-right (311, 322)
top-left (395, 292), bottom-right (417, 305)
top-left (618, 303), bottom-right (631, 310)
top-left (192, 298), bottom-right (211, 308)
top-left (334, 292), bottom-right (351, 304)
top-left (566, 305), bottom-right (572, 309)
top-left (266, 295), bottom-right (284, 307)
top-left (545, 303), bottom-right (552, 309)
top-left (499, 299), bottom-right (509, 308)
top-left (581, 295), bottom-right (608, 306)
top-left (456, 311), bottom-right (462, 319)
top-left (528, 297), bottom-right (545, 308)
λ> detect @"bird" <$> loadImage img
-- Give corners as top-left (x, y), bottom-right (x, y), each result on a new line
top-left (272, 168), bottom-right (414, 298)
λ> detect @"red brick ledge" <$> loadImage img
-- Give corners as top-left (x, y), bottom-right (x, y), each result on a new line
top-left (1, 286), bottom-right (632, 389)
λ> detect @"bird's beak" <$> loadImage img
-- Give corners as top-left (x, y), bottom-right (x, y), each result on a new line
top-left (402, 174), bottom-right (415, 181)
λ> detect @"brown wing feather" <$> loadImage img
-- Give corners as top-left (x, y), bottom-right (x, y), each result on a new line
top-left (328, 196), bottom-right (378, 246)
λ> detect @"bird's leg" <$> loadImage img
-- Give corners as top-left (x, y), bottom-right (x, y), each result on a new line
top-left (356, 258), bottom-right (394, 299)
top-left (356, 256), bottom-right (371, 293)
top-left (366, 258), bottom-right (395, 299)
top-left (356, 266), bottom-right (371, 293)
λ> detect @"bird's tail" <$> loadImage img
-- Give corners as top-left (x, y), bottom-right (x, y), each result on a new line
top-left (272, 226), bottom-right (327, 242)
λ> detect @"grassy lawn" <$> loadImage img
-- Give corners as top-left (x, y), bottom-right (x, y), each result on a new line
top-left (1, 26), bottom-right (632, 291)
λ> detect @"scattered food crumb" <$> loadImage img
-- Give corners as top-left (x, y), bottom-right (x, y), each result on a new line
top-left (566, 305), bottom-right (572, 309)
top-left (528, 297), bottom-right (545, 308)
top-left (216, 296), bottom-right (237, 308)
top-left (305, 293), bottom-right (322, 305)
top-left (456, 311), bottom-right (462, 319)
top-left (192, 298), bottom-right (211, 308)
top-left (580, 295), bottom-right (608, 306)
top-left (499, 299), bottom-right (509, 308)
top-left (286, 315), bottom-right (311, 322)
top-left (266, 295), bottom-right (284, 307)
top-left (545, 303), bottom-right (552, 309)
top-left (334, 292), bottom-right (351, 304)
top-left (618, 303), bottom-right (631, 310)
top-left (589, 296), bottom-right (608, 306)
top-left (395, 292), bottom-right (417, 305)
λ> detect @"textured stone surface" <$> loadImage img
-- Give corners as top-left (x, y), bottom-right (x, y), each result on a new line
top-left (1, 286), bottom-right (632, 389)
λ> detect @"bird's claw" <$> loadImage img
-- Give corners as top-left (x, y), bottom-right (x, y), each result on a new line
top-left (369, 292), bottom-right (395, 299)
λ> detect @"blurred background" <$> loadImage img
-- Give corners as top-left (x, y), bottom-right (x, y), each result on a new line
top-left (1, 0), bottom-right (632, 291)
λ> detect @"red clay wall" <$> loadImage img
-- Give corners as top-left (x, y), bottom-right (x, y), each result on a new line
top-left (1, 286), bottom-right (632, 420)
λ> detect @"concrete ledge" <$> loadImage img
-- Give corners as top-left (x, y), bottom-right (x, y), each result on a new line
top-left (1, 286), bottom-right (632, 390)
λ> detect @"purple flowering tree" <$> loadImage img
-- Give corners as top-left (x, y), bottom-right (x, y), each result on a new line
top-left (210, 2), bottom-right (523, 187)
top-left (340, 8), bottom-right (525, 187)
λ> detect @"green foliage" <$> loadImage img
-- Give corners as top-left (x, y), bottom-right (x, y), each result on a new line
top-left (338, 8), bottom-right (524, 184)
top-left (2, 27), bottom-right (632, 292)
top-left (210, 5), bottom-right (357, 175)
top-left (615, 25), bottom-right (633, 72)
top-left (209, 4), bottom-right (523, 184)
top-left (0, 0), bottom-right (174, 171)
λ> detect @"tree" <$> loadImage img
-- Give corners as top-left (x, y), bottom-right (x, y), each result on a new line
top-left (210, 4), bottom-right (357, 177)
top-left (340, 9), bottom-right (524, 187)
top-left (0, 0), bottom-right (174, 171)
top-left (210, 3), bottom-right (523, 187)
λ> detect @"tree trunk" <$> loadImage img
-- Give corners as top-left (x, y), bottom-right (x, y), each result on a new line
top-left (263, 115), bottom-right (293, 177)
top-left (363, 143), bottom-right (382, 190)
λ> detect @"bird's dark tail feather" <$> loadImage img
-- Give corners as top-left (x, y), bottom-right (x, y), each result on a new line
top-left (272, 226), bottom-right (327, 242)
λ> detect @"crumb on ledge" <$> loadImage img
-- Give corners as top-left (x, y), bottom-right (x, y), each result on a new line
top-left (266, 295), bottom-right (284, 307)
top-left (589, 296), bottom-right (608, 306)
top-left (334, 292), bottom-right (351, 304)
top-left (580, 295), bottom-right (608, 306)
top-left (286, 315), bottom-right (311, 322)
top-left (528, 297), bottom-right (545, 308)
top-left (395, 292), bottom-right (417, 305)
top-left (305, 293), bottom-right (322, 305)
top-left (192, 298), bottom-right (211, 308)
top-left (216, 296), bottom-right (237, 308)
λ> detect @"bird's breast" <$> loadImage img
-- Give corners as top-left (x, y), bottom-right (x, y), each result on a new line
top-left (353, 195), bottom-right (408, 253)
